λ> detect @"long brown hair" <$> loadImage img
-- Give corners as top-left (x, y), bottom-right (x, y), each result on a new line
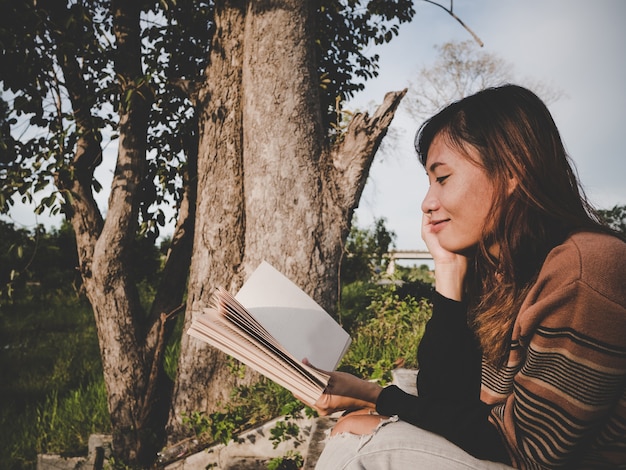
top-left (415, 84), bottom-right (616, 364)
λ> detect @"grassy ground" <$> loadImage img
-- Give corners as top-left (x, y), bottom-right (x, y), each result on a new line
top-left (0, 278), bottom-right (432, 469)
top-left (0, 289), bottom-right (110, 469)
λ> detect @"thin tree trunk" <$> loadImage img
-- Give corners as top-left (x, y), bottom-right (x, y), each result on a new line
top-left (81, 1), bottom-right (153, 463)
top-left (63, 0), bottom-right (190, 463)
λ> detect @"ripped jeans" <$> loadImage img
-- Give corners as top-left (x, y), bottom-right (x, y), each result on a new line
top-left (314, 416), bottom-right (515, 470)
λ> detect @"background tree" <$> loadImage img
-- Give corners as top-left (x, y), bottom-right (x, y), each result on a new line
top-left (598, 204), bottom-right (626, 235)
top-left (403, 40), bottom-right (564, 123)
top-left (341, 217), bottom-right (396, 285)
top-left (0, 0), bottom-right (415, 464)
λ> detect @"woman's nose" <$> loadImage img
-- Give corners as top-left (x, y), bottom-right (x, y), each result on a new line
top-left (421, 188), bottom-right (438, 214)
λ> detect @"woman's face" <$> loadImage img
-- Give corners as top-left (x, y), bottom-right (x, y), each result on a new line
top-left (421, 134), bottom-right (497, 255)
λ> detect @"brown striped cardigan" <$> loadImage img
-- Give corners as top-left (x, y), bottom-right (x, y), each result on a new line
top-left (377, 231), bottom-right (626, 469)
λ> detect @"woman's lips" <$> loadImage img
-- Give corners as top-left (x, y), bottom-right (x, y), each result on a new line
top-left (430, 219), bottom-right (449, 234)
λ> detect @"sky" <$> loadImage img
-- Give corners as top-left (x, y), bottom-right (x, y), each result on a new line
top-left (5, 0), bottom-right (626, 252)
top-left (350, 0), bottom-right (626, 250)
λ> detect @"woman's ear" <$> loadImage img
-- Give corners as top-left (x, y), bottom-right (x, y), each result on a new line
top-left (506, 175), bottom-right (518, 195)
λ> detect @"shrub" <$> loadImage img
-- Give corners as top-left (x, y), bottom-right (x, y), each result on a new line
top-left (340, 287), bottom-right (432, 383)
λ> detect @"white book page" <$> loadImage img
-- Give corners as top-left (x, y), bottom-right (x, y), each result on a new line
top-left (235, 261), bottom-right (351, 371)
top-left (188, 310), bottom-right (326, 405)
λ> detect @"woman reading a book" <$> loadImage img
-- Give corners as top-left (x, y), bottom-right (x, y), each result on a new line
top-left (303, 85), bottom-right (626, 469)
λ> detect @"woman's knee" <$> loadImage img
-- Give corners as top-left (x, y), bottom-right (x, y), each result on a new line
top-left (331, 412), bottom-right (389, 436)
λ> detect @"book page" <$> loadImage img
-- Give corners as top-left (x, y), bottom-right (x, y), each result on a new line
top-left (215, 290), bottom-right (328, 389)
top-left (187, 261), bottom-right (352, 404)
top-left (235, 261), bottom-right (351, 371)
top-left (188, 305), bottom-right (327, 405)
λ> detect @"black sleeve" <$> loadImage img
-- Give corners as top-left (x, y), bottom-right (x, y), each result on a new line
top-left (375, 291), bottom-right (510, 464)
top-left (416, 291), bottom-right (481, 400)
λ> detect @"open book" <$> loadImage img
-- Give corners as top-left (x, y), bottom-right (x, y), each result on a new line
top-left (187, 261), bottom-right (352, 405)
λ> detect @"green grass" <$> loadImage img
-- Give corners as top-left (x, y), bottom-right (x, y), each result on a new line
top-left (0, 280), bottom-right (432, 469)
top-left (0, 289), bottom-right (109, 469)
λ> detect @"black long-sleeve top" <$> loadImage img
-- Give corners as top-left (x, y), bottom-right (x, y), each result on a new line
top-left (375, 291), bottom-right (511, 464)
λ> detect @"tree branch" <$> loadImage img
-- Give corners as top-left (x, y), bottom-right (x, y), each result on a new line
top-left (101, 0), bottom-right (152, 249)
top-left (330, 89), bottom-right (407, 212)
top-left (42, 1), bottom-right (104, 270)
top-left (422, 0), bottom-right (484, 47)
top-left (144, 138), bottom-right (196, 346)
top-left (139, 304), bottom-right (185, 428)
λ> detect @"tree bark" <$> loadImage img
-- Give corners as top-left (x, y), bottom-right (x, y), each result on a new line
top-left (167, 0), bottom-right (406, 444)
top-left (81, 1), bottom-right (154, 463)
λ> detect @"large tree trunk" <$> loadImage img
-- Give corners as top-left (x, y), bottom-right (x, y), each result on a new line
top-left (167, 0), bottom-right (248, 441)
top-left (167, 0), bottom-right (405, 443)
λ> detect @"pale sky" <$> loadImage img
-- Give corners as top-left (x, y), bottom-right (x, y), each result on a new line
top-left (5, 1), bottom-right (625, 253)
top-left (351, 0), bottom-right (626, 250)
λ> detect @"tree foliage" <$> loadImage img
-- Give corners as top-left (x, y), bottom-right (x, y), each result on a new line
top-left (0, 221), bottom-right (79, 298)
top-left (0, 219), bottom-right (162, 299)
top-left (0, 0), bottom-right (415, 228)
top-left (341, 217), bottom-right (396, 285)
top-left (598, 204), bottom-right (626, 235)
top-left (316, 0), bottom-right (414, 127)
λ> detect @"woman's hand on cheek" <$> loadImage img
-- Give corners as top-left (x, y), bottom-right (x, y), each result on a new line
top-left (422, 213), bottom-right (468, 301)
top-left (422, 213), bottom-right (457, 264)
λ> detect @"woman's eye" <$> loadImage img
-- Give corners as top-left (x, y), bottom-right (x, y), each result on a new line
top-left (435, 175), bottom-right (449, 184)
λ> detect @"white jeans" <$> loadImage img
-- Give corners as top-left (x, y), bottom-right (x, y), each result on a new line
top-left (314, 417), bottom-right (515, 470)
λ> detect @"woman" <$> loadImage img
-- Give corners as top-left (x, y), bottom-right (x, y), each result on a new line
top-left (305, 85), bottom-right (626, 469)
